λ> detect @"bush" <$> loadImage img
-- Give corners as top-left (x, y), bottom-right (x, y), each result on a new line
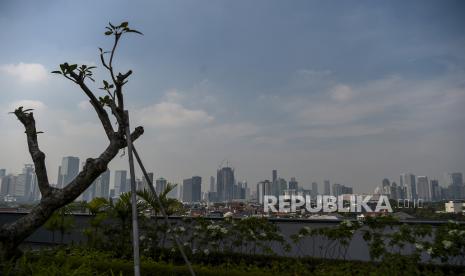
top-left (2, 247), bottom-right (464, 276)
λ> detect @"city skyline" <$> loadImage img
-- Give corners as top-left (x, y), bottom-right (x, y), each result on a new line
top-left (1, 158), bottom-right (463, 203)
top-left (0, 1), bottom-right (464, 193)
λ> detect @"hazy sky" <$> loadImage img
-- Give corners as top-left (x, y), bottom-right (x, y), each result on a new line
top-left (0, 1), bottom-right (464, 193)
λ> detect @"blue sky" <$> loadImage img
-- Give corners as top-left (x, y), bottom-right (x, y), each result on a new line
top-left (0, 1), bottom-right (464, 192)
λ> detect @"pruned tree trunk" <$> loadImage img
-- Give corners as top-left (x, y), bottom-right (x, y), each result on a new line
top-left (0, 22), bottom-right (144, 260)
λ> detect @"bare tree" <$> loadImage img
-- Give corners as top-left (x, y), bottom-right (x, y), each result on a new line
top-left (0, 22), bottom-right (144, 259)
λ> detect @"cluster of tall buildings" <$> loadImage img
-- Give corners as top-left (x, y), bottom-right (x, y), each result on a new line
top-left (0, 156), bottom-right (175, 203)
top-left (255, 169), bottom-right (353, 204)
top-left (378, 172), bottom-right (464, 201)
top-left (1, 157), bottom-right (463, 205)
top-left (0, 165), bottom-right (39, 202)
top-left (205, 167), bottom-right (248, 203)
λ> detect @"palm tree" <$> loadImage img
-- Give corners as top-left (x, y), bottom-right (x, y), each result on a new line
top-left (44, 205), bottom-right (75, 244)
top-left (84, 197), bottom-right (109, 247)
top-left (137, 184), bottom-right (184, 248)
top-left (137, 183), bottom-right (183, 217)
top-left (106, 192), bottom-right (147, 255)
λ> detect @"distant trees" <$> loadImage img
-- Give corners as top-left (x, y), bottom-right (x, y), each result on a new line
top-left (0, 22), bottom-right (144, 259)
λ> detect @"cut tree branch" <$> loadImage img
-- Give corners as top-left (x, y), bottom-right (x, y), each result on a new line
top-left (13, 108), bottom-right (52, 197)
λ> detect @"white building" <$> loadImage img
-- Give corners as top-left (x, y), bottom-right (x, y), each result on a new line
top-left (445, 201), bottom-right (465, 213)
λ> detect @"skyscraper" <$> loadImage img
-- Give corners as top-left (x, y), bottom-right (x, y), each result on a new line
top-left (217, 167), bottom-right (235, 202)
top-left (183, 176), bottom-right (201, 202)
top-left (0, 169), bottom-right (5, 178)
top-left (95, 170), bottom-right (110, 199)
top-left (416, 176), bottom-right (431, 201)
top-left (114, 170), bottom-right (127, 195)
top-left (15, 164), bottom-right (35, 201)
top-left (401, 173), bottom-right (417, 200)
top-left (278, 178), bottom-right (287, 196)
top-left (271, 169), bottom-right (279, 197)
top-left (156, 177), bottom-right (167, 194)
top-left (332, 183), bottom-right (353, 196)
top-left (446, 172), bottom-right (463, 186)
top-left (191, 176), bottom-right (201, 202)
top-left (430, 179), bottom-right (440, 201)
top-left (389, 182), bottom-right (398, 200)
top-left (57, 156), bottom-right (80, 188)
top-left (289, 177), bottom-right (298, 190)
top-left (324, 180), bottom-right (330, 195)
top-left (209, 176), bottom-right (215, 192)
top-left (0, 174), bottom-right (16, 196)
top-left (142, 172), bottom-right (154, 191)
top-left (311, 182), bottom-right (318, 197)
top-left (257, 180), bottom-right (272, 204)
top-left (445, 173), bottom-right (463, 199)
top-left (382, 178), bottom-right (391, 195)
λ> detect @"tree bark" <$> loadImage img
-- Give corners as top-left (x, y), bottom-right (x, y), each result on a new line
top-left (0, 23), bottom-right (145, 260)
top-left (0, 119), bottom-right (143, 259)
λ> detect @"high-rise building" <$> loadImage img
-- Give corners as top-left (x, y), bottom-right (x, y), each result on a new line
top-left (445, 173), bottom-right (463, 199)
top-left (0, 169), bottom-right (5, 178)
top-left (209, 176), bottom-right (215, 192)
top-left (382, 178), bottom-right (391, 195)
top-left (30, 173), bottom-right (40, 201)
top-left (57, 156), bottom-right (80, 188)
top-left (324, 180), bottom-right (330, 195)
top-left (135, 178), bottom-right (143, 192)
top-left (332, 183), bottom-right (353, 196)
top-left (289, 177), bottom-right (298, 190)
top-left (114, 170), bottom-right (127, 195)
top-left (141, 172), bottom-right (154, 191)
top-left (191, 176), bottom-right (201, 202)
top-left (311, 182), bottom-right (318, 197)
top-left (57, 166), bottom-right (62, 188)
top-left (183, 176), bottom-right (201, 203)
top-left (416, 176), bottom-right (431, 201)
top-left (95, 170), bottom-right (110, 199)
top-left (430, 179), bottom-right (440, 201)
top-left (389, 182), bottom-right (398, 200)
top-left (271, 169), bottom-right (280, 197)
top-left (217, 167), bottom-right (235, 202)
top-left (446, 172), bottom-right (463, 186)
top-left (15, 164), bottom-right (35, 201)
top-left (0, 174), bottom-right (16, 196)
top-left (257, 180), bottom-right (272, 204)
top-left (167, 182), bottom-right (178, 199)
top-left (156, 177), bottom-right (167, 194)
top-left (401, 173), bottom-right (417, 200)
top-left (278, 178), bottom-right (287, 196)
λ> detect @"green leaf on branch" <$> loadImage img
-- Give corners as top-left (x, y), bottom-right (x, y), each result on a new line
top-left (125, 28), bottom-right (143, 35)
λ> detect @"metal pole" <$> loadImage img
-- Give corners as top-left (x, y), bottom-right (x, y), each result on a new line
top-left (124, 110), bottom-right (141, 276)
top-left (132, 145), bottom-right (196, 276)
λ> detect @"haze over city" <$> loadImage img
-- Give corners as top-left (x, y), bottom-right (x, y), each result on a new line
top-left (1, 1), bottom-right (464, 193)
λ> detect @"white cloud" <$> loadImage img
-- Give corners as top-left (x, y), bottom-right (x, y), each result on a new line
top-left (0, 62), bottom-right (48, 82)
top-left (134, 101), bottom-right (214, 128)
top-left (58, 120), bottom-right (102, 137)
top-left (330, 84), bottom-right (354, 102)
top-left (164, 89), bottom-right (185, 102)
top-left (77, 100), bottom-right (92, 110)
top-left (8, 100), bottom-right (46, 111)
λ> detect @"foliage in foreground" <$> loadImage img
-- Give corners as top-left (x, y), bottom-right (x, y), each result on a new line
top-left (2, 247), bottom-right (464, 276)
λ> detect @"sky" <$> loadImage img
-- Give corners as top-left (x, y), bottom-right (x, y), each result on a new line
top-left (0, 0), bottom-right (464, 193)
